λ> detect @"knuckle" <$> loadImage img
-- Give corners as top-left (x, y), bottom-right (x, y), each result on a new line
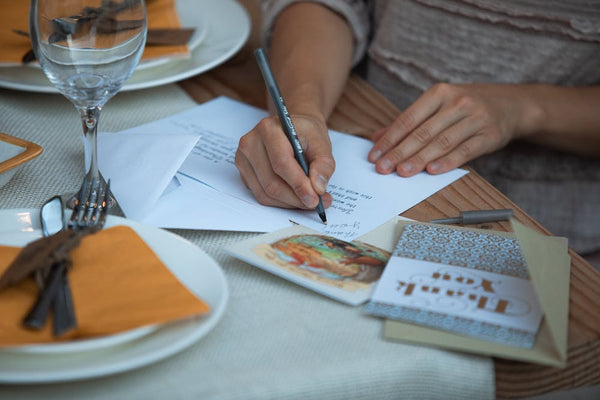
top-left (413, 125), bottom-right (433, 144)
top-left (454, 94), bottom-right (476, 112)
top-left (387, 146), bottom-right (405, 162)
top-left (314, 154), bottom-right (336, 176)
top-left (327, 157), bottom-right (336, 174)
top-left (394, 112), bottom-right (416, 134)
top-left (437, 134), bottom-right (453, 151)
top-left (233, 150), bottom-right (243, 169)
top-left (457, 142), bottom-right (473, 159)
top-left (237, 135), bottom-right (252, 155)
top-left (377, 134), bottom-right (396, 150)
top-left (256, 117), bottom-right (276, 133)
top-left (410, 153), bottom-right (426, 168)
top-left (263, 180), bottom-right (282, 199)
top-left (291, 181), bottom-right (306, 197)
top-left (254, 190), bottom-right (272, 206)
top-left (270, 155), bottom-right (288, 176)
top-left (431, 82), bottom-right (452, 97)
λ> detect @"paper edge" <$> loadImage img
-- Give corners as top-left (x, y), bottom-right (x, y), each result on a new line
top-left (379, 220), bottom-right (570, 367)
top-left (511, 219), bottom-right (570, 363)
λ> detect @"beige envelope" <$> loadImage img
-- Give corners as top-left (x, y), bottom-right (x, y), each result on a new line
top-left (382, 219), bottom-right (570, 368)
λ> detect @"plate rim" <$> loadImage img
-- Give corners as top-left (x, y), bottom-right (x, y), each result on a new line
top-left (0, 208), bottom-right (229, 383)
top-left (0, 0), bottom-right (250, 93)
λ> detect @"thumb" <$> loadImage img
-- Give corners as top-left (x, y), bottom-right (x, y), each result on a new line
top-left (309, 153), bottom-right (335, 195)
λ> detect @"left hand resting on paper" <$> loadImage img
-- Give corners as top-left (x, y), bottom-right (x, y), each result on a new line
top-left (367, 83), bottom-right (539, 177)
top-left (367, 82), bottom-right (600, 177)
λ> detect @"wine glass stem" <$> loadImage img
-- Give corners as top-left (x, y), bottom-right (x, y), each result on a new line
top-left (78, 106), bottom-right (102, 183)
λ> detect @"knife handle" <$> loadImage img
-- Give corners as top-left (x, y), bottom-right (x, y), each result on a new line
top-left (23, 262), bottom-right (65, 330)
top-left (52, 270), bottom-right (77, 336)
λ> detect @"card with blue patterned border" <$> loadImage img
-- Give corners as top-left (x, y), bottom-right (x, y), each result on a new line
top-left (365, 223), bottom-right (544, 348)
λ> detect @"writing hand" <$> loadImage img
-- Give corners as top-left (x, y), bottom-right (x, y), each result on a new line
top-left (368, 83), bottom-right (533, 176)
top-left (235, 113), bottom-right (335, 209)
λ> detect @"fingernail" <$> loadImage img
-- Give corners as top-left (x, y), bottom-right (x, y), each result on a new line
top-left (400, 162), bottom-right (413, 174)
top-left (379, 159), bottom-right (392, 172)
top-left (316, 175), bottom-right (328, 192)
top-left (429, 162), bottom-right (440, 173)
top-left (370, 150), bottom-right (382, 162)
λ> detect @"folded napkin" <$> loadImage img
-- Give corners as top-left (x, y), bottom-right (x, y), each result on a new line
top-left (0, 225), bottom-right (210, 347)
top-left (0, 0), bottom-right (189, 66)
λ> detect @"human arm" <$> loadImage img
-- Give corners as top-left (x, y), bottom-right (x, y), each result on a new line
top-left (234, 2), bottom-right (355, 209)
top-left (368, 82), bottom-right (600, 177)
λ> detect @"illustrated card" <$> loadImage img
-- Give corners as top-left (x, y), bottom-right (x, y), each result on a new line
top-left (365, 223), bottom-right (544, 348)
top-left (226, 218), bottom-right (404, 305)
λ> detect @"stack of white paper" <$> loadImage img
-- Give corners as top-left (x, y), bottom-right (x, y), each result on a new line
top-left (99, 96), bottom-right (467, 240)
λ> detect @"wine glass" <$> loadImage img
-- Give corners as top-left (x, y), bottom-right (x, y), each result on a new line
top-left (29, 0), bottom-right (147, 204)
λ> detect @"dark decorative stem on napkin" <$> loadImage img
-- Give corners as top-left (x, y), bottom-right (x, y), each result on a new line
top-left (0, 230), bottom-right (79, 290)
top-left (0, 226), bottom-right (104, 291)
top-left (14, 28), bottom-right (195, 64)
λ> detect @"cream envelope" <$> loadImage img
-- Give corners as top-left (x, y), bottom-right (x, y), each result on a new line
top-left (382, 219), bottom-right (570, 367)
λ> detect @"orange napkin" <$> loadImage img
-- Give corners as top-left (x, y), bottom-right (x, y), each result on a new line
top-left (0, 0), bottom-right (189, 65)
top-left (0, 225), bottom-right (210, 347)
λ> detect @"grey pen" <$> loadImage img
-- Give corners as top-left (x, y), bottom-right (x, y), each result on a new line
top-left (254, 47), bottom-right (327, 225)
top-left (430, 209), bottom-right (514, 224)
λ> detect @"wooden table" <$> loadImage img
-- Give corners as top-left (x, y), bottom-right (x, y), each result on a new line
top-left (176, 2), bottom-right (600, 398)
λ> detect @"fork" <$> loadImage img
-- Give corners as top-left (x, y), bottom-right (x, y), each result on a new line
top-left (23, 177), bottom-right (111, 335)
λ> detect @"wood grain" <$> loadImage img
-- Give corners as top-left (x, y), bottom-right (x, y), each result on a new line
top-left (178, 1), bottom-right (600, 397)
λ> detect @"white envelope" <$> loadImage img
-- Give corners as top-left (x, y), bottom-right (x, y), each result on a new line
top-left (99, 97), bottom-right (468, 239)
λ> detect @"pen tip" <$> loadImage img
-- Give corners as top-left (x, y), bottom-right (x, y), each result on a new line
top-left (318, 212), bottom-right (327, 225)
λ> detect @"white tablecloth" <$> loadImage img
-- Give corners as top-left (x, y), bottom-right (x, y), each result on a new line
top-left (0, 85), bottom-right (494, 399)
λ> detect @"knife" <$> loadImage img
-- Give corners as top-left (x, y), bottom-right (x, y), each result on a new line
top-left (23, 196), bottom-right (77, 336)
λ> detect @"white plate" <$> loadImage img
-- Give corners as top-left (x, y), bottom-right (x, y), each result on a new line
top-left (0, 209), bottom-right (229, 384)
top-left (6, 325), bottom-right (157, 355)
top-left (126, 0), bottom-right (209, 71)
top-left (0, 0), bottom-right (250, 93)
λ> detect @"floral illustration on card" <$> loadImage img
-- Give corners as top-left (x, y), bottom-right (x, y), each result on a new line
top-left (252, 235), bottom-right (390, 291)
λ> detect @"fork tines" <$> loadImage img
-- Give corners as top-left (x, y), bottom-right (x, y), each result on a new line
top-left (68, 177), bottom-right (111, 231)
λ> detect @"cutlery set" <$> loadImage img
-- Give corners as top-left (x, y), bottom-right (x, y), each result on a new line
top-left (0, 177), bottom-right (111, 336)
top-left (13, 28), bottom-right (195, 64)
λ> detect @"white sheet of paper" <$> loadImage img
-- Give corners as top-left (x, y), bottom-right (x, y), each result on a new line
top-left (98, 131), bottom-right (200, 220)
top-left (177, 97), bottom-right (467, 239)
top-left (100, 96), bottom-right (467, 239)
top-left (139, 173), bottom-right (293, 231)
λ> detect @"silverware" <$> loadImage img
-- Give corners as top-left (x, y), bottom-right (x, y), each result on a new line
top-left (23, 177), bottom-right (110, 335)
top-left (23, 196), bottom-right (73, 334)
top-left (39, 195), bottom-right (77, 336)
top-left (14, 27), bottom-right (195, 64)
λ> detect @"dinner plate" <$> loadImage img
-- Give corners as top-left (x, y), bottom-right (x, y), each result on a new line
top-left (5, 325), bottom-right (157, 355)
top-left (0, 209), bottom-right (229, 384)
top-left (122, 0), bottom-right (209, 71)
top-left (0, 0), bottom-right (250, 93)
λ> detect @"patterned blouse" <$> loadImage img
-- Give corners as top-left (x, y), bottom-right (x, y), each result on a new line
top-left (260, 0), bottom-right (600, 254)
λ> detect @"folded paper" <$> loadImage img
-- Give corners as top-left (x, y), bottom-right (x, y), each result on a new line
top-left (380, 220), bottom-right (570, 367)
top-left (0, 225), bottom-right (210, 346)
top-left (103, 96), bottom-right (467, 238)
top-left (365, 222), bottom-right (544, 348)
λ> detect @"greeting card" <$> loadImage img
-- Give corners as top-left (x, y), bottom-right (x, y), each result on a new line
top-left (365, 222), bottom-right (545, 348)
top-left (226, 218), bottom-right (406, 305)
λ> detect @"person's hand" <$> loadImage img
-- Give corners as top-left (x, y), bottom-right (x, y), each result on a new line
top-left (235, 113), bottom-right (335, 209)
top-left (368, 83), bottom-right (532, 176)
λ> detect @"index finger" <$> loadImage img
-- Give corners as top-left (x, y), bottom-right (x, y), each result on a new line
top-left (368, 85), bottom-right (445, 163)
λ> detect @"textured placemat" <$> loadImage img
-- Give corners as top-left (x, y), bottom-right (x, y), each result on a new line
top-left (0, 84), bottom-right (494, 400)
